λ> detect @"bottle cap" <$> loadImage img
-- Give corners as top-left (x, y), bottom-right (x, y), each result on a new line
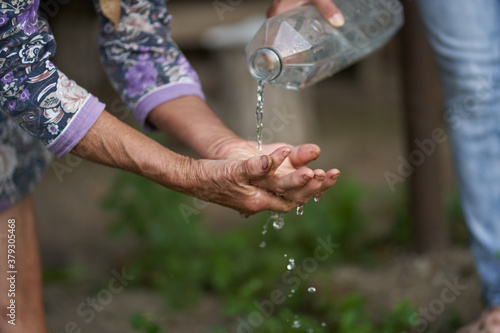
top-left (248, 48), bottom-right (282, 82)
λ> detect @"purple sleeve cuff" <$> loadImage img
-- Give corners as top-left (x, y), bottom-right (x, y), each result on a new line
top-left (134, 82), bottom-right (206, 131)
top-left (46, 95), bottom-right (105, 158)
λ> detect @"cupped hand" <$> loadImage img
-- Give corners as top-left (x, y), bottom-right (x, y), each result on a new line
top-left (208, 139), bottom-right (340, 206)
top-left (267, 0), bottom-right (345, 27)
top-left (187, 146), bottom-right (297, 215)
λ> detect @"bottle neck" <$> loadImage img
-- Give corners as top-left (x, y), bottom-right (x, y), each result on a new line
top-left (248, 48), bottom-right (282, 82)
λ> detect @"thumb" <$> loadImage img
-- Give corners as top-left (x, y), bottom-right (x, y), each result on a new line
top-left (242, 155), bottom-right (273, 180)
top-left (310, 0), bottom-right (345, 27)
top-left (289, 144), bottom-right (321, 167)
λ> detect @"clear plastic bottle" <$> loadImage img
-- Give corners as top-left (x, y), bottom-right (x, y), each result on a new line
top-left (246, 0), bottom-right (404, 90)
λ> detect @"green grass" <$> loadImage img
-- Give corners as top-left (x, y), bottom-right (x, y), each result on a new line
top-left (102, 171), bottom-right (468, 332)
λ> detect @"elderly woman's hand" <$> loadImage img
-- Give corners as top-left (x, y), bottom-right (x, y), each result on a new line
top-left (185, 146), bottom-right (299, 214)
top-left (207, 138), bottom-right (340, 207)
top-left (267, 0), bottom-right (345, 27)
top-left (72, 111), bottom-right (317, 216)
top-left (142, 96), bottom-right (340, 212)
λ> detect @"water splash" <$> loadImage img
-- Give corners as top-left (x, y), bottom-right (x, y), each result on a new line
top-left (296, 205), bottom-right (304, 216)
top-left (272, 212), bottom-right (285, 229)
top-left (314, 196), bottom-right (320, 203)
top-left (259, 241), bottom-right (266, 248)
top-left (261, 217), bottom-right (270, 235)
top-left (291, 320), bottom-right (301, 328)
top-left (287, 258), bottom-right (296, 270)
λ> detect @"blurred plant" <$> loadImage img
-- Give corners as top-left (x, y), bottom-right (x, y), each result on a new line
top-left (102, 171), bottom-right (415, 332)
top-left (445, 308), bottom-right (466, 333)
top-left (445, 191), bottom-right (468, 245)
top-left (130, 313), bottom-right (166, 333)
top-left (42, 263), bottom-right (88, 284)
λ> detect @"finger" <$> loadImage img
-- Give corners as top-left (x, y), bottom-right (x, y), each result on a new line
top-left (267, 146), bottom-right (292, 174)
top-left (264, 194), bottom-right (297, 212)
top-left (283, 169), bottom-right (326, 204)
top-left (314, 169), bottom-right (341, 197)
top-left (267, 0), bottom-right (307, 17)
top-left (242, 147), bottom-right (291, 180)
top-left (250, 166), bottom-right (315, 193)
top-left (313, 168), bottom-right (326, 181)
top-left (310, 0), bottom-right (345, 27)
top-left (289, 144), bottom-right (321, 167)
top-left (242, 155), bottom-right (273, 180)
top-left (243, 188), bottom-right (296, 213)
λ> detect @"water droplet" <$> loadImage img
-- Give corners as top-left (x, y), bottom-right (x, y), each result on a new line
top-left (284, 254), bottom-right (288, 257)
top-left (321, 322), bottom-right (327, 327)
top-left (271, 212), bottom-right (285, 229)
top-left (287, 258), bottom-right (295, 270)
top-left (307, 329), bottom-right (313, 333)
top-left (259, 241), bottom-right (266, 248)
top-left (288, 294), bottom-right (292, 297)
top-left (308, 287), bottom-right (316, 293)
top-left (292, 320), bottom-right (301, 328)
top-left (272, 219), bottom-right (284, 229)
top-left (314, 196), bottom-right (320, 203)
top-left (296, 205), bottom-right (304, 216)
top-left (261, 219), bottom-right (269, 235)
top-left (291, 289), bottom-right (295, 293)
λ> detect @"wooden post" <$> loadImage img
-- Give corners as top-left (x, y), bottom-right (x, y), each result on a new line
top-left (400, 0), bottom-right (449, 252)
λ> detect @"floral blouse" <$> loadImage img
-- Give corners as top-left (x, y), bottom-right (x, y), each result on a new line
top-left (0, 0), bottom-right (204, 209)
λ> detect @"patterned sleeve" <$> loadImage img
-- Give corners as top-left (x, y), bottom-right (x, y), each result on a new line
top-left (0, 0), bottom-right (105, 157)
top-left (94, 0), bottom-right (205, 131)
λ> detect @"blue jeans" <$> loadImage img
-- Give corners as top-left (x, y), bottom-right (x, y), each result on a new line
top-left (417, 0), bottom-right (500, 307)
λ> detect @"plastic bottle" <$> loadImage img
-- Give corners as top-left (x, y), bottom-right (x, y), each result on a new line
top-left (246, 0), bottom-right (404, 90)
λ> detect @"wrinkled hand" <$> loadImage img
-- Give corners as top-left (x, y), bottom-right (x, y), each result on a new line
top-left (207, 139), bottom-right (340, 208)
top-left (188, 147), bottom-right (297, 215)
top-left (268, 0), bottom-right (345, 27)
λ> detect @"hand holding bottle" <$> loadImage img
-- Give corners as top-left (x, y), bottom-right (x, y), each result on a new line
top-left (247, 0), bottom-right (404, 89)
top-left (267, 0), bottom-right (345, 27)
